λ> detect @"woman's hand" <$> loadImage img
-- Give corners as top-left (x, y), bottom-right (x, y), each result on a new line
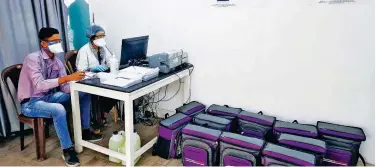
top-left (91, 65), bottom-right (108, 72)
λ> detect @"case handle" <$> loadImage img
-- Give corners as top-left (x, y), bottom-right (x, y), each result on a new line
top-left (258, 111), bottom-right (263, 115)
top-left (292, 120), bottom-right (299, 124)
top-left (224, 104), bottom-right (242, 110)
top-left (165, 113), bottom-right (169, 119)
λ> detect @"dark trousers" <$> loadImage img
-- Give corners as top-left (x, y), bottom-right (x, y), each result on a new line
top-left (91, 95), bottom-right (118, 127)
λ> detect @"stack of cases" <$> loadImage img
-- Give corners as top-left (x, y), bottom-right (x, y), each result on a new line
top-left (261, 143), bottom-right (317, 166)
top-left (206, 104), bottom-right (242, 132)
top-left (237, 111), bottom-right (276, 140)
top-left (273, 120), bottom-right (318, 138)
top-left (192, 113), bottom-right (232, 131)
top-left (219, 132), bottom-right (265, 166)
top-left (317, 121), bottom-right (366, 166)
top-left (176, 101), bottom-right (206, 116)
top-left (181, 124), bottom-right (222, 166)
top-left (277, 133), bottom-right (327, 165)
top-left (154, 113), bottom-right (192, 159)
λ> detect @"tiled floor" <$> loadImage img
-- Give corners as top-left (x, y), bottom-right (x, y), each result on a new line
top-left (0, 119), bottom-right (182, 166)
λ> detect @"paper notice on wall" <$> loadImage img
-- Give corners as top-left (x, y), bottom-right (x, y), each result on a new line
top-left (211, 0), bottom-right (236, 7)
top-left (316, 0), bottom-right (358, 4)
top-left (316, 0), bottom-right (374, 5)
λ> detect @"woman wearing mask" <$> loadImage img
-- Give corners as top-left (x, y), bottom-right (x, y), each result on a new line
top-left (76, 25), bottom-right (111, 72)
top-left (76, 25), bottom-right (117, 128)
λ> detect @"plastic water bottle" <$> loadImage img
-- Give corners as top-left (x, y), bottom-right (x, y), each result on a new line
top-left (118, 130), bottom-right (141, 165)
top-left (109, 54), bottom-right (119, 74)
top-left (109, 131), bottom-right (125, 163)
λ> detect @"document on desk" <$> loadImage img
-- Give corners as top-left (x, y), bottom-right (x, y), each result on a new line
top-left (102, 77), bottom-right (142, 88)
top-left (85, 72), bottom-right (96, 79)
top-left (96, 72), bottom-right (117, 82)
top-left (97, 72), bottom-right (143, 88)
top-left (95, 66), bottom-right (159, 88)
top-left (120, 66), bottom-right (160, 81)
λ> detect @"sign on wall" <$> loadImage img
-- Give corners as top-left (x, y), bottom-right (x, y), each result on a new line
top-left (317, 0), bottom-right (356, 4)
top-left (211, 0), bottom-right (236, 7)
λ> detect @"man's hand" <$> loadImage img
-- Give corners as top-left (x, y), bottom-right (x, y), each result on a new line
top-left (58, 71), bottom-right (85, 84)
top-left (69, 71), bottom-right (86, 81)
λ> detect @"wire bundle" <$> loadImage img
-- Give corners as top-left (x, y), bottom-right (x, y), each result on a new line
top-left (135, 64), bottom-right (194, 126)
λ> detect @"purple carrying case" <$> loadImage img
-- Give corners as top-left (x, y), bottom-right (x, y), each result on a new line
top-left (206, 104), bottom-right (242, 119)
top-left (193, 113), bottom-right (232, 131)
top-left (176, 101), bottom-right (206, 116)
top-left (273, 120), bottom-right (318, 138)
top-left (261, 143), bottom-right (317, 166)
top-left (206, 104), bottom-right (242, 132)
top-left (154, 113), bottom-right (192, 159)
top-left (219, 132), bottom-right (265, 166)
top-left (317, 121), bottom-right (366, 141)
top-left (317, 121), bottom-right (366, 166)
top-left (277, 133), bottom-right (326, 154)
top-left (181, 124), bottom-right (222, 166)
top-left (237, 110), bottom-right (276, 140)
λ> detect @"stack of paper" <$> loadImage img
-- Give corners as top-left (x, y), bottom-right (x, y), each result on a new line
top-left (93, 67), bottom-right (159, 88)
top-left (120, 66), bottom-right (160, 81)
top-left (102, 77), bottom-right (142, 88)
top-left (96, 72), bottom-right (117, 82)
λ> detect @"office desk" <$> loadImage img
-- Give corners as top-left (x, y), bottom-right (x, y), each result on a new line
top-left (70, 65), bottom-right (192, 166)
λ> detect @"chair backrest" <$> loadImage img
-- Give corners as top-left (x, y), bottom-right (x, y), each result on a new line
top-left (65, 50), bottom-right (78, 74)
top-left (1, 64), bottom-right (23, 112)
top-left (1, 64), bottom-right (22, 91)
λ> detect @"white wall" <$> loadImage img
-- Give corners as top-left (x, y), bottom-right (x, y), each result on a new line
top-left (90, 0), bottom-right (375, 163)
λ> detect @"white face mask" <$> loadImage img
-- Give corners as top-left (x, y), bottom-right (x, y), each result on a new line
top-left (93, 38), bottom-right (106, 47)
top-left (48, 43), bottom-right (64, 53)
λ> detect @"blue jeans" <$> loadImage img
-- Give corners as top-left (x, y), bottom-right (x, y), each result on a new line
top-left (21, 92), bottom-right (91, 149)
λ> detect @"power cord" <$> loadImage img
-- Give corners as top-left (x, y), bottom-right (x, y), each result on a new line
top-left (185, 65), bottom-right (194, 103)
top-left (161, 73), bottom-right (182, 102)
top-left (137, 63), bottom-right (194, 125)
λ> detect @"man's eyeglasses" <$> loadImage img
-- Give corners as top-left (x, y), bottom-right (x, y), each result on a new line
top-left (43, 39), bottom-right (62, 44)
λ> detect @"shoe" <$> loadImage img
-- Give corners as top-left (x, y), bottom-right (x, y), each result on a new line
top-left (82, 129), bottom-right (103, 142)
top-left (62, 147), bottom-right (80, 167)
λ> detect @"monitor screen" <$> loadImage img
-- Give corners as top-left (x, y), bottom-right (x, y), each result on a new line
top-left (120, 36), bottom-right (149, 65)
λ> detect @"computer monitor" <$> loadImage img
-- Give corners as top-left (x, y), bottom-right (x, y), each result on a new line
top-left (120, 36), bottom-right (149, 65)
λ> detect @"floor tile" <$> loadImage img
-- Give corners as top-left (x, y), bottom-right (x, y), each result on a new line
top-left (33, 157), bottom-right (65, 166)
top-left (166, 159), bottom-right (182, 166)
top-left (94, 158), bottom-right (110, 166)
top-left (0, 154), bottom-right (26, 166)
top-left (136, 158), bottom-right (157, 166)
top-left (156, 157), bottom-right (171, 166)
top-left (105, 160), bottom-right (122, 166)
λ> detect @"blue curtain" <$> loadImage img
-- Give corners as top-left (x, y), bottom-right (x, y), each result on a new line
top-left (0, 0), bottom-right (69, 137)
top-left (68, 0), bottom-right (90, 50)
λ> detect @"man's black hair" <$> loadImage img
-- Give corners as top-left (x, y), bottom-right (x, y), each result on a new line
top-left (38, 27), bottom-right (59, 40)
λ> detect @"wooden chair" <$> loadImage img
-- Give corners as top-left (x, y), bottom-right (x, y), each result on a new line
top-left (1, 64), bottom-right (49, 161)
